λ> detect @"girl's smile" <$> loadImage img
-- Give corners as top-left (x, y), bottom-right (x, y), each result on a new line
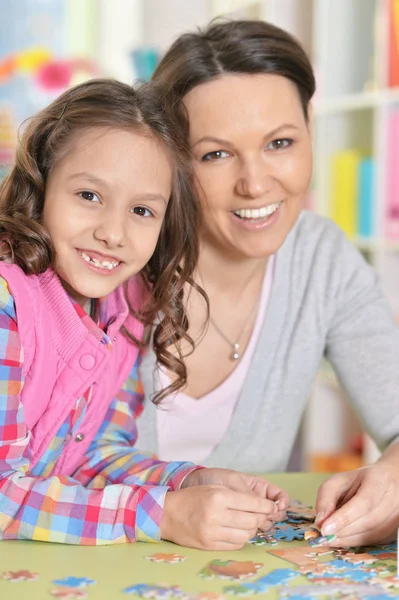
top-left (77, 249), bottom-right (123, 275)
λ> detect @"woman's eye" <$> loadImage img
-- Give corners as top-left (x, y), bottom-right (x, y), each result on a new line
top-left (267, 138), bottom-right (293, 150)
top-left (79, 191), bottom-right (100, 203)
top-left (201, 150), bottom-right (230, 162)
top-left (131, 206), bottom-right (153, 218)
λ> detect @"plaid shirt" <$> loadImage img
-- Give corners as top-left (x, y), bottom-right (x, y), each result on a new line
top-left (0, 277), bottom-right (196, 545)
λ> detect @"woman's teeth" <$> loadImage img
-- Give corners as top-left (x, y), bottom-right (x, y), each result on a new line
top-left (233, 202), bottom-right (281, 220)
top-left (80, 251), bottom-right (120, 270)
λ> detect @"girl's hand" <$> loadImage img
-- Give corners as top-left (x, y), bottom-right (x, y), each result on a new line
top-left (161, 484), bottom-right (278, 550)
top-left (182, 467), bottom-right (289, 525)
top-left (315, 462), bottom-right (399, 547)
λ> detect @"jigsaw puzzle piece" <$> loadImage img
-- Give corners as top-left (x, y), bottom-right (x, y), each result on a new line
top-left (199, 559), bottom-right (263, 581)
top-left (272, 526), bottom-right (305, 542)
top-left (224, 568), bottom-right (299, 596)
top-left (52, 577), bottom-right (95, 589)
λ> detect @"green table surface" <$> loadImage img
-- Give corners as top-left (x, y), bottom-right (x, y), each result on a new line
top-left (0, 473), bottom-right (329, 600)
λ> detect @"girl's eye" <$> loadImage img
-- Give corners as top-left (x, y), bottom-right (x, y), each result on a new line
top-left (79, 190), bottom-right (100, 203)
top-left (131, 206), bottom-right (153, 218)
top-left (201, 150), bottom-right (231, 162)
top-left (267, 138), bottom-right (293, 150)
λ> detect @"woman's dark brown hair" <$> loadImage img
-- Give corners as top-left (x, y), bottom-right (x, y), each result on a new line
top-left (0, 78), bottom-right (203, 402)
top-left (153, 19), bottom-right (316, 128)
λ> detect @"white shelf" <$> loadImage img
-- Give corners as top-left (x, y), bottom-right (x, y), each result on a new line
top-left (315, 88), bottom-right (399, 115)
top-left (353, 237), bottom-right (399, 251)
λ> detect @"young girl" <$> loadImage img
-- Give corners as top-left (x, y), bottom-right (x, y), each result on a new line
top-left (0, 79), bottom-right (287, 550)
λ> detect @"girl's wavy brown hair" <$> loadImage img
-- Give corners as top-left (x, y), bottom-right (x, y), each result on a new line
top-left (0, 78), bottom-right (204, 403)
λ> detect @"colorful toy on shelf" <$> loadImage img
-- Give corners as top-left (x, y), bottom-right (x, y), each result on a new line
top-left (388, 0), bottom-right (399, 87)
top-left (0, 47), bottom-right (98, 92)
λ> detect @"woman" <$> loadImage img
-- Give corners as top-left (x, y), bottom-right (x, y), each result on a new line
top-left (137, 20), bottom-right (399, 547)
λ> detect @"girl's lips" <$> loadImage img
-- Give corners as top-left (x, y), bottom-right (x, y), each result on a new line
top-left (230, 202), bottom-right (282, 230)
top-left (76, 250), bottom-right (123, 276)
top-left (77, 248), bottom-right (121, 263)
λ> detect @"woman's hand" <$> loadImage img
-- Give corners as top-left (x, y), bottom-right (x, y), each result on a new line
top-left (182, 467), bottom-right (289, 523)
top-left (315, 459), bottom-right (399, 547)
top-left (161, 484), bottom-right (278, 550)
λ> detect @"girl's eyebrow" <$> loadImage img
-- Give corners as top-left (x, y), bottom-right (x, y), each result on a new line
top-left (68, 172), bottom-right (167, 205)
top-left (137, 193), bottom-right (168, 206)
top-left (67, 172), bottom-right (108, 187)
top-left (192, 124), bottom-right (300, 148)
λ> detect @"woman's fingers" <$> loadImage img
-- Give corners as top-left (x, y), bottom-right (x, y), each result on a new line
top-left (317, 464), bottom-right (399, 546)
top-left (320, 482), bottom-right (381, 537)
top-left (328, 525), bottom-right (397, 549)
top-left (315, 471), bottom-right (360, 528)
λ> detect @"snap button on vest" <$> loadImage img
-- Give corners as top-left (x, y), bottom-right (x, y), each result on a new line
top-left (75, 433), bottom-right (85, 442)
top-left (79, 354), bottom-right (96, 370)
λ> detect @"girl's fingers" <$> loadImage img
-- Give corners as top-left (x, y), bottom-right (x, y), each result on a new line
top-left (256, 515), bottom-right (274, 531)
top-left (271, 509), bottom-right (288, 523)
top-left (250, 478), bottom-right (290, 509)
top-left (220, 525), bottom-right (258, 546)
top-left (265, 484), bottom-right (290, 509)
top-left (224, 489), bottom-right (277, 515)
top-left (226, 509), bottom-right (260, 531)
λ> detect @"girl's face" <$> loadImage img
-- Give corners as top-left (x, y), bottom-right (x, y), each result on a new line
top-left (43, 127), bottom-right (172, 308)
top-left (184, 73), bottom-right (313, 260)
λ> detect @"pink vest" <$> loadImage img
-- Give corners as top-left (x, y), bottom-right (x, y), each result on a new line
top-left (0, 263), bottom-right (144, 475)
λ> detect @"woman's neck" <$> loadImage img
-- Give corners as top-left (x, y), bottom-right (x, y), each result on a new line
top-left (196, 240), bottom-right (269, 300)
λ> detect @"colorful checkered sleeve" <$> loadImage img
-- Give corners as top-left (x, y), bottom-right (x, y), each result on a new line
top-left (0, 278), bottom-right (197, 545)
top-left (72, 358), bottom-right (199, 541)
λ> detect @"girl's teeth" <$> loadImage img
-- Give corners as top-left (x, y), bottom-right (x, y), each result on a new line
top-left (234, 202), bottom-right (281, 220)
top-left (80, 252), bottom-right (119, 270)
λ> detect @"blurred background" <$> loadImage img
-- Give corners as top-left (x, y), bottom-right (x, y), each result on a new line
top-left (1, 0), bottom-right (399, 472)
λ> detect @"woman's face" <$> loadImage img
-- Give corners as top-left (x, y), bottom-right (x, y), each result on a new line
top-left (184, 73), bottom-right (313, 259)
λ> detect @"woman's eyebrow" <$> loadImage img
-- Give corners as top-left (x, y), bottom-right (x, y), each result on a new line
top-left (192, 136), bottom-right (233, 148)
top-left (192, 124), bottom-right (300, 148)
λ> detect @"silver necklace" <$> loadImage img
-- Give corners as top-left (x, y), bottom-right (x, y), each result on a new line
top-left (209, 300), bottom-right (260, 361)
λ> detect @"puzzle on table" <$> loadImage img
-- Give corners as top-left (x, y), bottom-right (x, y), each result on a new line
top-left (1, 499), bottom-right (398, 599)
top-left (227, 499), bottom-right (399, 598)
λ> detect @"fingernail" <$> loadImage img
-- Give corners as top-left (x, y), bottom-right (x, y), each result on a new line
top-left (322, 522), bottom-right (337, 536)
top-left (326, 534), bottom-right (337, 543)
top-left (316, 511), bottom-right (324, 522)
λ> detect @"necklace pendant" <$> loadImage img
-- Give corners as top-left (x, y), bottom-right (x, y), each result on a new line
top-left (232, 343), bottom-right (240, 360)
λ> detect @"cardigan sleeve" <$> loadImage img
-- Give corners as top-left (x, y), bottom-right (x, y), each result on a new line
top-left (0, 277), bottom-right (197, 545)
top-left (325, 233), bottom-right (399, 451)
